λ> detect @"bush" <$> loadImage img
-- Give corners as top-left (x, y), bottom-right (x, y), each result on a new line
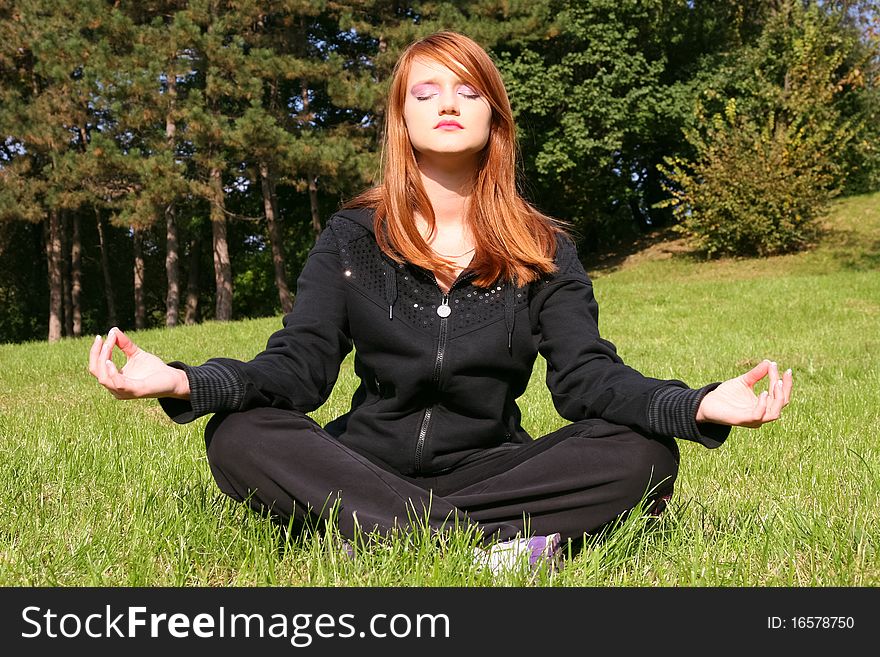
top-left (657, 1), bottom-right (874, 258)
top-left (658, 102), bottom-right (837, 257)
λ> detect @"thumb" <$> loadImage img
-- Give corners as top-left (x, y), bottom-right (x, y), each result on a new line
top-left (113, 329), bottom-right (140, 359)
top-left (741, 360), bottom-right (770, 389)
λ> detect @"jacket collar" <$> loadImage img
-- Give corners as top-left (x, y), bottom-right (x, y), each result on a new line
top-left (337, 208), bottom-right (516, 351)
top-left (334, 205), bottom-right (516, 352)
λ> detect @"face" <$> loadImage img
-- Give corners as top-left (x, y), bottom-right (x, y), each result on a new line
top-left (402, 58), bottom-right (492, 164)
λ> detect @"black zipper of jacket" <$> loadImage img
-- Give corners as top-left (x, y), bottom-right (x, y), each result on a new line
top-left (414, 291), bottom-right (451, 474)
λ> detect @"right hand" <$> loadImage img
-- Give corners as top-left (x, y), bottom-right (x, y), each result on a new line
top-left (88, 327), bottom-right (190, 400)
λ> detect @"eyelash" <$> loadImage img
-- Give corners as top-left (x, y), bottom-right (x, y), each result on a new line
top-left (415, 91), bottom-right (481, 101)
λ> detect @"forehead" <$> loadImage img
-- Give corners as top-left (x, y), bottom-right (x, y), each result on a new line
top-left (406, 57), bottom-right (472, 84)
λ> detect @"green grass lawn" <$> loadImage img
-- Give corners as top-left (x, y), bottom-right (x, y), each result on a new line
top-left (1, 192), bottom-right (878, 587)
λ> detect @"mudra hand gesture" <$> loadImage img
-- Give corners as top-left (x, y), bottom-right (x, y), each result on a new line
top-left (88, 327), bottom-right (190, 400)
top-left (697, 360), bottom-right (793, 428)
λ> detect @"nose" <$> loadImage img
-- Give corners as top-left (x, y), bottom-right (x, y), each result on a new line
top-left (438, 87), bottom-right (459, 115)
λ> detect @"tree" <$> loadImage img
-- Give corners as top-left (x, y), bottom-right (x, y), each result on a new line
top-left (659, 0), bottom-right (877, 257)
top-left (1, 0), bottom-right (876, 343)
top-left (493, 0), bottom-right (673, 249)
top-left (156, 3), bottom-right (245, 322)
top-left (124, 2), bottom-right (193, 328)
top-left (0, 0), bottom-right (125, 341)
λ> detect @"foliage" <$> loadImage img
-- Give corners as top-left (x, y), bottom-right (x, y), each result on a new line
top-left (658, 0), bottom-right (874, 258)
top-left (0, 0), bottom-right (878, 341)
top-left (496, 0), bottom-right (666, 248)
top-left (495, 0), bottom-right (783, 251)
top-left (659, 103), bottom-right (832, 257)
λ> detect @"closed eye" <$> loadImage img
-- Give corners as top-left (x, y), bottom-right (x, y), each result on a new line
top-left (458, 85), bottom-right (481, 100)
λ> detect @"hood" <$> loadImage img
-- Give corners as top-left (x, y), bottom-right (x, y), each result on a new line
top-left (334, 207), bottom-right (377, 234)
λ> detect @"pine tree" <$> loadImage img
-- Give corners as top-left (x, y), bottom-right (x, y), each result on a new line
top-left (0, 0), bottom-right (125, 341)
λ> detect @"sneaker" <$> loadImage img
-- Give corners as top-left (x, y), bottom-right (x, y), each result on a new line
top-left (649, 493), bottom-right (673, 516)
top-left (474, 532), bottom-right (564, 575)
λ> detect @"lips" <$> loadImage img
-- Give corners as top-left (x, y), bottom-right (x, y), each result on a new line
top-left (434, 120), bottom-right (464, 129)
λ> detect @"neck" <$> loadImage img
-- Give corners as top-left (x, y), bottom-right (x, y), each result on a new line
top-left (415, 153), bottom-right (478, 229)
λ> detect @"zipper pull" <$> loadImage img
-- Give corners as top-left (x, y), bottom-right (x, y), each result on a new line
top-left (436, 294), bottom-right (451, 318)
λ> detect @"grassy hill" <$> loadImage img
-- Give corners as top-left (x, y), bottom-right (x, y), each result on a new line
top-left (0, 191), bottom-right (877, 586)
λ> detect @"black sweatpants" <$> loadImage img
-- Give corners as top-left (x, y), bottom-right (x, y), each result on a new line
top-left (204, 407), bottom-right (679, 545)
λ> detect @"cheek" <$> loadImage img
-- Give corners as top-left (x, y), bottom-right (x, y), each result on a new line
top-left (403, 102), bottom-right (427, 133)
top-left (470, 101), bottom-right (492, 129)
top-left (475, 107), bottom-right (493, 143)
top-left (402, 105), bottom-right (428, 151)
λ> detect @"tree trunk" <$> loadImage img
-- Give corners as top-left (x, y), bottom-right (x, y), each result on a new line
top-left (209, 167), bottom-right (233, 321)
top-left (165, 205), bottom-right (180, 327)
top-left (96, 207), bottom-right (117, 327)
top-left (185, 232), bottom-right (201, 325)
top-left (46, 209), bottom-right (63, 342)
top-left (259, 161), bottom-right (293, 314)
top-left (308, 173), bottom-right (321, 240)
top-left (164, 72), bottom-right (180, 327)
top-left (60, 210), bottom-right (73, 337)
top-left (133, 228), bottom-right (146, 330)
top-left (299, 79), bottom-right (322, 241)
top-left (70, 211), bottom-right (82, 337)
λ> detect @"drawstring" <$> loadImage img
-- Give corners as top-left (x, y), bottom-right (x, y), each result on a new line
top-left (504, 280), bottom-right (516, 352)
top-left (383, 259), bottom-right (514, 348)
top-left (383, 260), bottom-right (398, 320)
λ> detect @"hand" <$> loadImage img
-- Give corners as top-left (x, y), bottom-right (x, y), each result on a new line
top-left (696, 360), bottom-right (792, 428)
top-left (88, 327), bottom-right (190, 400)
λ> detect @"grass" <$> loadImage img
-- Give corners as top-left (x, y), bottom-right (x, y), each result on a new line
top-left (1, 191), bottom-right (878, 587)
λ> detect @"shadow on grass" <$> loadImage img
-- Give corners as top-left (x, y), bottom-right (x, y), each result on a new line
top-left (582, 226), bottom-right (696, 276)
top-left (819, 226), bottom-right (880, 271)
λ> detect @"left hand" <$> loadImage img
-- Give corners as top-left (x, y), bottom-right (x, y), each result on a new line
top-left (696, 360), bottom-right (793, 428)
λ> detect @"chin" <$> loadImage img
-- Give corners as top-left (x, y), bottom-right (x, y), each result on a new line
top-left (417, 143), bottom-right (487, 159)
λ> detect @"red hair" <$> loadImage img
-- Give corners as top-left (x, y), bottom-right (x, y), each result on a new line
top-left (346, 31), bottom-right (569, 287)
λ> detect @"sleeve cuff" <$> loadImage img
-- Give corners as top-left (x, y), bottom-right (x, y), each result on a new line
top-left (157, 361), bottom-right (245, 424)
top-left (648, 383), bottom-right (732, 448)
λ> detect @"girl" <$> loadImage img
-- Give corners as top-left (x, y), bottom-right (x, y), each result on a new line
top-left (89, 31), bottom-right (792, 571)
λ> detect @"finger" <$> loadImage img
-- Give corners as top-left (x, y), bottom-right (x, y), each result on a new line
top-left (768, 361), bottom-right (779, 402)
top-left (763, 362), bottom-right (780, 419)
top-left (99, 327), bottom-right (120, 366)
top-left (765, 378), bottom-right (785, 420)
top-left (88, 334), bottom-right (103, 376)
top-left (741, 360), bottom-right (771, 388)
top-left (113, 329), bottom-right (140, 359)
top-left (782, 368), bottom-right (793, 405)
top-left (93, 337), bottom-right (116, 388)
top-left (104, 358), bottom-right (131, 398)
top-left (752, 390), bottom-right (769, 423)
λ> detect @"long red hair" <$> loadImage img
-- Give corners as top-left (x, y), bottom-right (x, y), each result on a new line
top-left (346, 31), bottom-right (569, 287)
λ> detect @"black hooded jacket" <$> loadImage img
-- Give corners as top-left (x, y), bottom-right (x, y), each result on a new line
top-left (160, 207), bottom-right (730, 476)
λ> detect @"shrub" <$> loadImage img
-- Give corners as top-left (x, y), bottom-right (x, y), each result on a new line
top-left (658, 101), bottom-right (838, 258)
top-left (657, 1), bottom-right (872, 258)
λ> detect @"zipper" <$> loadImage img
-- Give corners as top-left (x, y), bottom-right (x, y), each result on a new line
top-left (414, 290), bottom-right (452, 473)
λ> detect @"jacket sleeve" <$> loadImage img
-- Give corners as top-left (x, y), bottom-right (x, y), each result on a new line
top-left (158, 220), bottom-right (353, 423)
top-left (531, 234), bottom-right (730, 448)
